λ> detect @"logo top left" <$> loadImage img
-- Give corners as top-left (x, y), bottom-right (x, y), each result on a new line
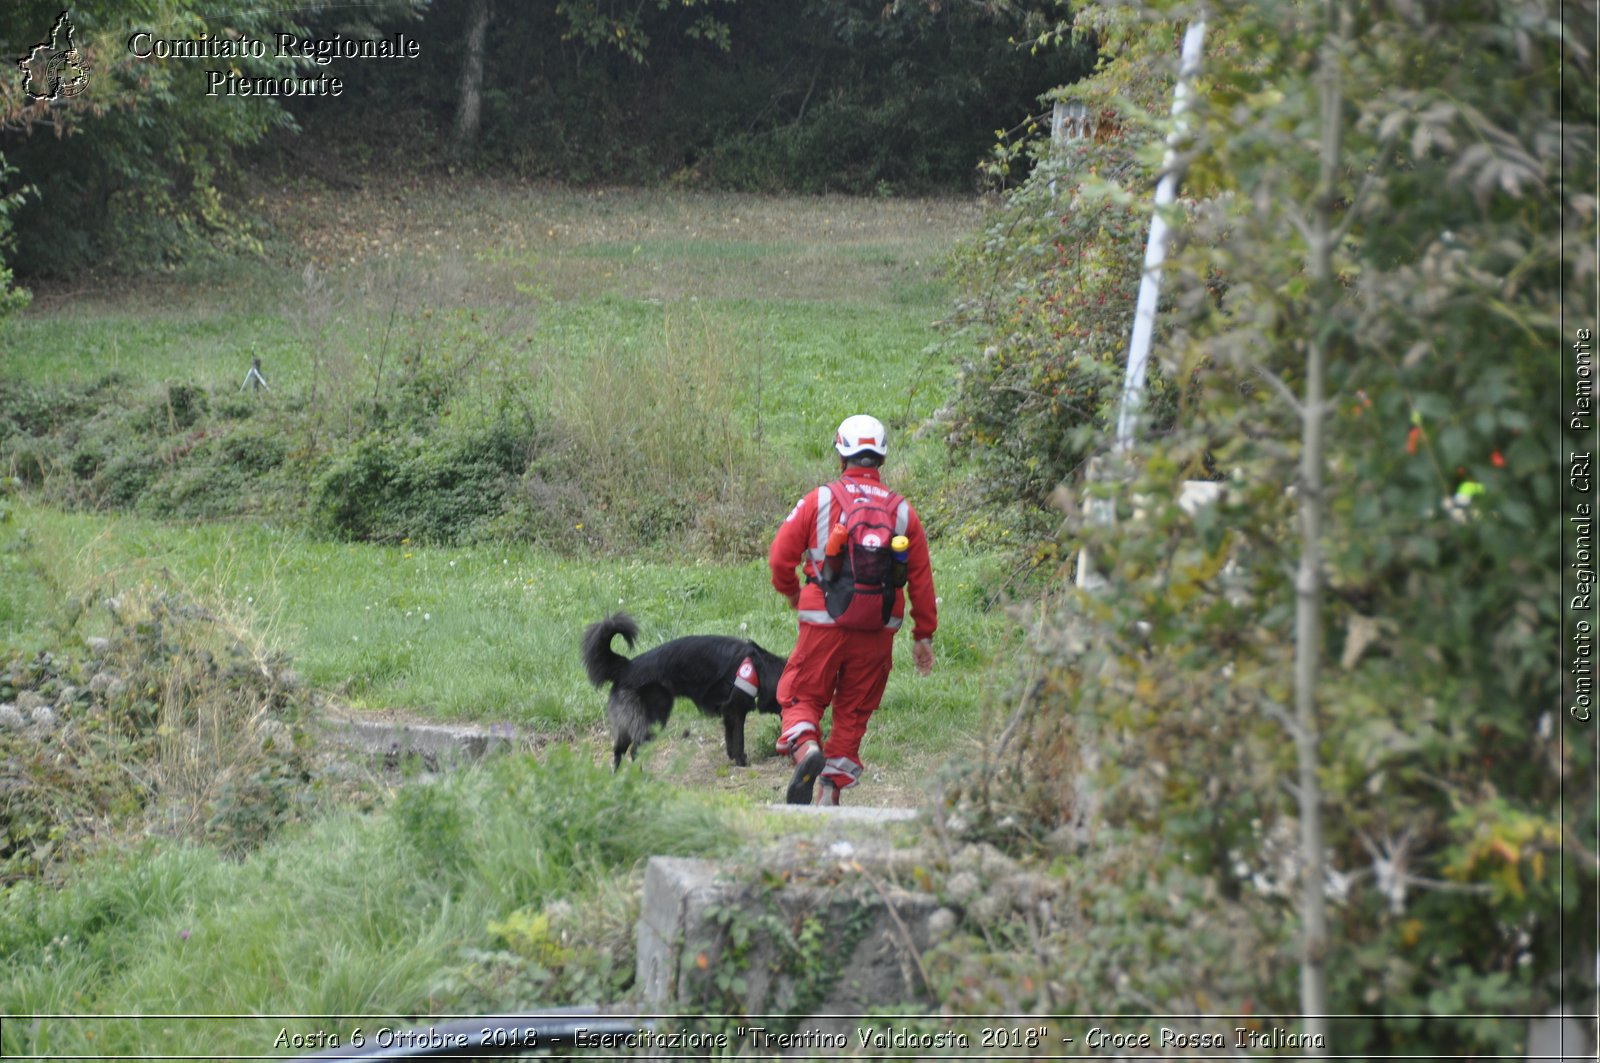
top-left (19, 11), bottom-right (90, 101)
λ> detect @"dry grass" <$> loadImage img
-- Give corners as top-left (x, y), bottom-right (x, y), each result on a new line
top-left (22, 525), bottom-right (318, 849)
top-left (254, 177), bottom-right (983, 306)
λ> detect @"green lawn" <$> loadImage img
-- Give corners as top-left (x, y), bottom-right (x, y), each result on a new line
top-left (4, 503), bottom-right (1011, 742)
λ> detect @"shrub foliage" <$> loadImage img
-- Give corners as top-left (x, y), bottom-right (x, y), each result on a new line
top-left (941, 0), bottom-right (1596, 1051)
top-left (0, 583), bottom-right (318, 881)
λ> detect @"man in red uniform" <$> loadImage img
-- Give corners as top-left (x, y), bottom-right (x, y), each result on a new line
top-left (769, 414), bottom-right (937, 806)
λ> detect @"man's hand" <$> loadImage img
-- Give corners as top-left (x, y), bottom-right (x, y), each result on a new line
top-left (912, 639), bottom-right (934, 676)
top-left (785, 590), bottom-right (800, 609)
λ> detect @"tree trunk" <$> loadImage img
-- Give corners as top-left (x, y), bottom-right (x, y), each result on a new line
top-left (450, 0), bottom-right (492, 161)
top-left (1293, 0), bottom-right (1348, 1051)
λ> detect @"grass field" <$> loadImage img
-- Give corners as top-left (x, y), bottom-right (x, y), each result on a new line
top-left (0, 750), bottom-right (749, 1058)
top-left (0, 180), bottom-right (1021, 1050)
top-left (0, 501), bottom-right (1018, 800)
top-left (1, 178), bottom-right (1015, 786)
top-left (4, 182), bottom-right (991, 548)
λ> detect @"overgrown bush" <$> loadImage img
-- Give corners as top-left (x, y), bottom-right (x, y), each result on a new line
top-left (0, 583), bottom-right (319, 880)
top-left (538, 313), bottom-right (787, 558)
top-left (216, 427), bottom-right (286, 475)
top-left (0, 376), bottom-right (119, 438)
top-left (935, 0), bottom-right (1595, 1052)
top-left (140, 383), bottom-right (208, 433)
top-left (0, 353), bottom-right (786, 555)
top-left (943, 123), bottom-right (1185, 519)
top-left (93, 451), bottom-right (161, 510)
top-left (1, 373), bottom-right (300, 524)
top-left (313, 420), bottom-right (539, 545)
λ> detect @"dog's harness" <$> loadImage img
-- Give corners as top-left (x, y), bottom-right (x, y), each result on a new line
top-left (733, 656), bottom-right (758, 696)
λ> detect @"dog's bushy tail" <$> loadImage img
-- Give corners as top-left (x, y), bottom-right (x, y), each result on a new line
top-left (582, 612), bottom-right (639, 689)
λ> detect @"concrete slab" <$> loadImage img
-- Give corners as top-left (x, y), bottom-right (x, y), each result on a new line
top-left (318, 714), bottom-right (517, 768)
top-left (636, 857), bottom-right (740, 1008)
top-left (762, 804), bottom-right (920, 823)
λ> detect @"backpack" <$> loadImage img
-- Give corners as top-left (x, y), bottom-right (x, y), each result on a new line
top-left (815, 479), bottom-right (908, 630)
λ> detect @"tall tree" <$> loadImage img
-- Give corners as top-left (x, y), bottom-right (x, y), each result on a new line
top-left (0, 0), bottom-right (425, 277)
top-left (1, 1), bottom-right (307, 273)
top-left (1289, 1), bottom-right (1349, 1039)
top-left (944, 0), bottom-right (1596, 1052)
top-left (449, 0), bottom-right (493, 160)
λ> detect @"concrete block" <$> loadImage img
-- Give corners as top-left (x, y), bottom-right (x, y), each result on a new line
top-left (636, 853), bottom-right (942, 1021)
top-left (762, 804), bottom-right (920, 824)
top-left (319, 715), bottom-right (515, 768)
top-left (636, 857), bottom-right (741, 1008)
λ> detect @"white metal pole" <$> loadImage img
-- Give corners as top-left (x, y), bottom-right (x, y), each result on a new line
top-left (1077, 19), bottom-right (1206, 591)
top-left (1115, 18), bottom-right (1207, 452)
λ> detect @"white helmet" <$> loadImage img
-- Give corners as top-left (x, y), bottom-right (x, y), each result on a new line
top-left (834, 414), bottom-right (887, 458)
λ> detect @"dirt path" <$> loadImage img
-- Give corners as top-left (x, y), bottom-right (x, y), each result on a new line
top-left (607, 725), bottom-right (931, 809)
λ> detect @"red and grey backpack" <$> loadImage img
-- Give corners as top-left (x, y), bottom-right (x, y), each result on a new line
top-left (809, 478), bottom-right (910, 630)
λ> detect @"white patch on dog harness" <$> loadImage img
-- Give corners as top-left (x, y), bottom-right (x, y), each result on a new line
top-left (733, 656), bottom-right (758, 696)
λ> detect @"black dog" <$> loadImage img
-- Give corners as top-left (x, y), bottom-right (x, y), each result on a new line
top-left (581, 612), bottom-right (787, 769)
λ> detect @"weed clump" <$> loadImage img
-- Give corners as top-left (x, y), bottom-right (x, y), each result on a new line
top-left (428, 748), bottom-right (735, 1010)
top-left (313, 420), bottom-right (539, 545)
top-left (0, 585), bottom-right (319, 881)
top-left (134, 383), bottom-right (209, 433)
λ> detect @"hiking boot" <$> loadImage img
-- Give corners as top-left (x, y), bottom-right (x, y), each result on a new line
top-left (786, 742), bottom-right (825, 805)
top-left (816, 781), bottom-right (840, 807)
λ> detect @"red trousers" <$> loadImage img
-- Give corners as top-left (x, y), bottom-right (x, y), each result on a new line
top-left (775, 624), bottom-right (895, 790)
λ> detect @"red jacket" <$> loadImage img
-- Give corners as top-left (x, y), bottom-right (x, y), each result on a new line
top-left (770, 466), bottom-right (938, 642)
